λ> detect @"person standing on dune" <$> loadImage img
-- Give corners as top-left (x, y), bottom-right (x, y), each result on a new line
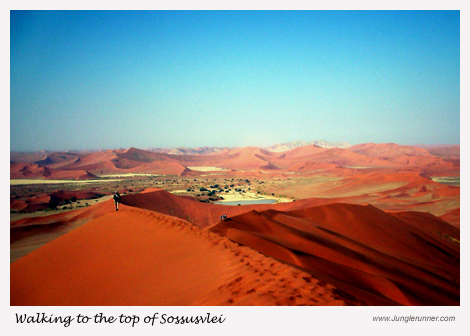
top-left (113, 191), bottom-right (121, 211)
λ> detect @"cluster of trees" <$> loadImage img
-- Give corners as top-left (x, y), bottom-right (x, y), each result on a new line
top-left (183, 177), bottom-right (262, 200)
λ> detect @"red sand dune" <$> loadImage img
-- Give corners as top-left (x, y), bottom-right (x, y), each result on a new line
top-left (10, 199), bottom-right (27, 211)
top-left (61, 150), bottom-right (120, 173)
top-left (317, 171), bottom-right (431, 196)
top-left (349, 143), bottom-right (434, 158)
top-left (385, 154), bottom-right (454, 168)
top-left (10, 162), bottom-right (96, 180)
top-left (346, 144), bottom-right (459, 176)
top-left (11, 199), bottom-right (116, 230)
top-left (124, 160), bottom-right (188, 175)
top-left (11, 199), bottom-right (121, 263)
top-left (298, 148), bottom-right (392, 168)
top-left (10, 143), bottom-right (460, 176)
top-left (47, 169), bottom-right (97, 180)
top-left (66, 159), bottom-right (120, 175)
top-left (10, 163), bottom-right (49, 179)
top-left (10, 194), bottom-right (52, 212)
top-left (206, 146), bottom-right (279, 171)
top-left (48, 190), bottom-right (103, 201)
top-left (64, 148), bottom-right (209, 175)
top-left (10, 188), bottom-right (459, 306)
top-left (9, 187), bottom-right (338, 233)
top-left (427, 145), bottom-right (460, 160)
top-left (116, 147), bottom-right (172, 163)
top-left (11, 206), bottom-right (345, 306)
top-left (439, 208), bottom-right (460, 229)
top-left (35, 151), bottom-right (82, 169)
top-left (303, 170), bottom-right (459, 219)
top-left (286, 161), bottom-right (342, 173)
top-left (112, 148), bottom-right (180, 170)
top-left (120, 184), bottom-right (459, 230)
top-left (10, 151), bottom-right (49, 164)
top-left (209, 203), bottom-right (459, 306)
top-left (120, 188), bottom-right (348, 227)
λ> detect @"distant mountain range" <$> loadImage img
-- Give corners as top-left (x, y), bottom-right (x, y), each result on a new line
top-left (141, 140), bottom-right (351, 155)
top-left (144, 146), bottom-right (228, 156)
top-left (264, 140), bottom-right (351, 152)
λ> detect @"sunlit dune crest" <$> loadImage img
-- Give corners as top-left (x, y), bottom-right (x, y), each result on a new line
top-left (10, 206), bottom-right (345, 306)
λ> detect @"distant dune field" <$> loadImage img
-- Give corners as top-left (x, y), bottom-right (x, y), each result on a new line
top-left (10, 142), bottom-right (460, 306)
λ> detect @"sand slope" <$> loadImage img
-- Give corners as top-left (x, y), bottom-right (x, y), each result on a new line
top-left (209, 203), bottom-right (460, 306)
top-left (10, 162), bottom-right (97, 180)
top-left (349, 143), bottom-right (433, 158)
top-left (10, 207), bottom-right (345, 306)
top-left (10, 186), bottom-right (460, 306)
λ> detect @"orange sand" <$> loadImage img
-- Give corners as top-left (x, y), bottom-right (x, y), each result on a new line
top-left (209, 203), bottom-right (460, 306)
top-left (11, 206), bottom-right (344, 306)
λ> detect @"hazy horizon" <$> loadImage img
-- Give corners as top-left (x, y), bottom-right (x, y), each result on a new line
top-left (11, 10), bottom-right (460, 152)
top-left (9, 138), bottom-right (460, 154)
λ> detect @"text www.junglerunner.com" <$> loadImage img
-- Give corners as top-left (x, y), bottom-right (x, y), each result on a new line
top-left (373, 315), bottom-right (455, 323)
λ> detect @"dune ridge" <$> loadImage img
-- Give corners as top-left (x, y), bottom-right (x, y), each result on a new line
top-left (10, 206), bottom-right (345, 306)
top-left (120, 188), bottom-right (358, 227)
top-left (209, 203), bottom-right (460, 306)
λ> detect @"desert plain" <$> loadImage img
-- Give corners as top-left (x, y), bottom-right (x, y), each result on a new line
top-left (10, 142), bottom-right (460, 306)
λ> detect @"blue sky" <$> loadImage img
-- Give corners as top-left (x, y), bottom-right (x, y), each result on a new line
top-left (10, 10), bottom-right (460, 151)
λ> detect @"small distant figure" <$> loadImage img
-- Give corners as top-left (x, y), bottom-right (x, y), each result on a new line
top-left (220, 214), bottom-right (227, 221)
top-left (113, 191), bottom-right (121, 211)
